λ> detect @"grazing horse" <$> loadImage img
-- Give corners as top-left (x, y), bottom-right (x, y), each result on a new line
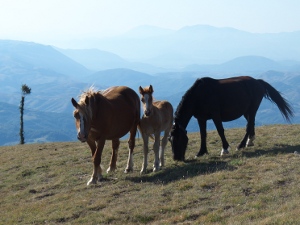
top-left (169, 76), bottom-right (294, 161)
top-left (138, 85), bottom-right (173, 173)
top-left (71, 86), bottom-right (140, 185)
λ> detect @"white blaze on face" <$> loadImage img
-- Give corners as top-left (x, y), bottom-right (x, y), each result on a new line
top-left (144, 94), bottom-right (150, 112)
top-left (79, 112), bottom-right (85, 136)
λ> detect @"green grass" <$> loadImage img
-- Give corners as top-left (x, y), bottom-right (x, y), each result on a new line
top-left (1, 124), bottom-right (300, 224)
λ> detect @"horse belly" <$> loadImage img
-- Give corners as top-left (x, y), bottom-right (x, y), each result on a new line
top-left (108, 114), bottom-right (137, 139)
top-left (139, 118), bottom-right (156, 135)
top-left (220, 104), bottom-right (248, 122)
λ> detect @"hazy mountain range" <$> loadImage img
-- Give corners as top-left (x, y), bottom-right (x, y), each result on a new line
top-left (1, 25), bottom-right (300, 145)
top-left (62, 25), bottom-right (300, 68)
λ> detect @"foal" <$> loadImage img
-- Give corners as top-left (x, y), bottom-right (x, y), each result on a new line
top-left (138, 85), bottom-right (173, 173)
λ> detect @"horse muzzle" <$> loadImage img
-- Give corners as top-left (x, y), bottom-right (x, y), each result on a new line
top-left (144, 110), bottom-right (151, 117)
top-left (77, 132), bottom-right (87, 142)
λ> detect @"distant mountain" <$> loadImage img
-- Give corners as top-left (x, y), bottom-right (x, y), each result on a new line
top-left (87, 68), bottom-right (153, 90)
top-left (182, 56), bottom-right (289, 73)
top-left (0, 40), bottom-right (92, 78)
top-left (122, 25), bottom-right (174, 38)
top-left (57, 48), bottom-right (128, 71)
top-left (70, 25), bottom-right (300, 68)
top-left (0, 102), bottom-right (76, 146)
top-left (87, 69), bottom-right (202, 98)
top-left (218, 56), bottom-right (281, 72)
top-left (57, 48), bottom-right (167, 74)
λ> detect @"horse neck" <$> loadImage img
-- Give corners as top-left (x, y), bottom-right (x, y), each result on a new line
top-left (90, 94), bottom-right (109, 121)
top-left (174, 96), bottom-right (194, 129)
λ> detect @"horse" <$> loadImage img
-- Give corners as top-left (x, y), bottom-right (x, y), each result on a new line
top-left (71, 86), bottom-right (140, 185)
top-left (169, 76), bottom-right (294, 161)
top-left (138, 85), bottom-right (173, 173)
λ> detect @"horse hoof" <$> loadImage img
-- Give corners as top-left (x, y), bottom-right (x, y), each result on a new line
top-left (220, 148), bottom-right (230, 156)
top-left (246, 136), bottom-right (255, 147)
top-left (106, 167), bottom-right (116, 173)
top-left (153, 167), bottom-right (160, 172)
top-left (124, 168), bottom-right (133, 173)
top-left (87, 178), bottom-right (97, 186)
top-left (140, 169), bottom-right (147, 174)
top-left (196, 152), bottom-right (208, 157)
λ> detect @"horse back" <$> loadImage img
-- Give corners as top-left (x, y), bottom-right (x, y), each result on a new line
top-left (153, 100), bottom-right (173, 117)
top-left (194, 76), bottom-right (265, 121)
top-left (153, 100), bottom-right (174, 130)
top-left (92, 86), bottom-right (140, 139)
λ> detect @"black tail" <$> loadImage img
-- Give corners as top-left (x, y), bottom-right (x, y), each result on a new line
top-left (258, 79), bottom-right (294, 123)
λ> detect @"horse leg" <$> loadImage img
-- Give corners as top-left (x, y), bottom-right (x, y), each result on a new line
top-left (160, 129), bottom-right (170, 167)
top-left (246, 113), bottom-right (256, 147)
top-left (237, 111), bottom-right (257, 150)
top-left (140, 133), bottom-right (149, 174)
top-left (125, 126), bottom-right (137, 173)
top-left (212, 116), bottom-right (230, 156)
top-left (87, 138), bottom-right (96, 157)
top-left (152, 132), bottom-right (161, 172)
top-left (196, 119), bottom-right (208, 156)
top-left (87, 138), bottom-right (105, 185)
top-left (246, 133), bottom-right (255, 147)
top-left (107, 139), bottom-right (120, 173)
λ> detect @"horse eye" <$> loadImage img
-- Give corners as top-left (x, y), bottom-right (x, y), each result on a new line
top-left (74, 113), bottom-right (80, 119)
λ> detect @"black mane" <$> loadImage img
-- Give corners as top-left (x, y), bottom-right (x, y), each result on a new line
top-left (174, 78), bottom-right (211, 125)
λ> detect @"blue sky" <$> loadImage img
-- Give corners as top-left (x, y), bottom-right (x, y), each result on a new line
top-left (0, 0), bottom-right (300, 46)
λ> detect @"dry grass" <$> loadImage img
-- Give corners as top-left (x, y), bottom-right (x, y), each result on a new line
top-left (0, 124), bottom-right (300, 224)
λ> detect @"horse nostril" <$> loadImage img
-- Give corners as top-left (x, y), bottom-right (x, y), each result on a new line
top-left (77, 132), bottom-right (86, 140)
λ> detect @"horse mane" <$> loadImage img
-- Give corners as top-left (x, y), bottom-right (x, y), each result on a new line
top-left (78, 86), bottom-right (99, 105)
top-left (174, 78), bottom-right (208, 123)
top-left (77, 86), bottom-right (103, 119)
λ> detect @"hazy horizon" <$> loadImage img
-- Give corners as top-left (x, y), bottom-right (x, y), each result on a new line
top-left (1, 0), bottom-right (300, 48)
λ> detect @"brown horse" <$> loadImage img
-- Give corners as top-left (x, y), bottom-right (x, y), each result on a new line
top-left (138, 85), bottom-right (173, 173)
top-left (71, 86), bottom-right (140, 185)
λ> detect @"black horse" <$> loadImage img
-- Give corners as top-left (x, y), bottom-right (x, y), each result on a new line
top-left (169, 76), bottom-right (294, 161)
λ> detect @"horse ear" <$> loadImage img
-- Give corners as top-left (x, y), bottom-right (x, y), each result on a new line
top-left (85, 96), bottom-right (89, 105)
top-left (149, 85), bottom-right (154, 93)
top-left (71, 98), bottom-right (78, 108)
top-left (139, 86), bottom-right (144, 95)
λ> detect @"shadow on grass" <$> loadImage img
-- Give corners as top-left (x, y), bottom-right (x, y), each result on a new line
top-left (126, 159), bottom-right (236, 184)
top-left (126, 145), bottom-right (300, 184)
top-left (239, 144), bottom-right (300, 158)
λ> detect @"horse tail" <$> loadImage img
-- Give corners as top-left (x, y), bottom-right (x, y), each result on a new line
top-left (258, 79), bottom-right (294, 122)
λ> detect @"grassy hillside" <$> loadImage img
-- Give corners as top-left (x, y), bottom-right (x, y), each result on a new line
top-left (1, 124), bottom-right (300, 224)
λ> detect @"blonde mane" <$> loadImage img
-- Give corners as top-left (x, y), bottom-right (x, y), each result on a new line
top-left (78, 87), bottom-right (98, 105)
top-left (76, 87), bottom-right (101, 119)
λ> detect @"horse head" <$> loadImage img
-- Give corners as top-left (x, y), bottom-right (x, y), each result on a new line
top-left (139, 85), bottom-right (154, 117)
top-left (169, 122), bottom-right (188, 161)
top-left (71, 96), bottom-right (93, 142)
